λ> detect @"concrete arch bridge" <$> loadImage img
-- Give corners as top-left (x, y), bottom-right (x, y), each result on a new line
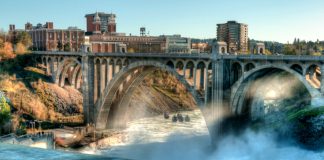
top-left (33, 46), bottom-right (324, 138)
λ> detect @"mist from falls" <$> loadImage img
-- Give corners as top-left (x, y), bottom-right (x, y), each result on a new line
top-left (86, 110), bottom-right (323, 160)
top-left (89, 70), bottom-right (323, 160)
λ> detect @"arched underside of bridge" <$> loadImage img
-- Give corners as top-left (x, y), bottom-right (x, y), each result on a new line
top-left (230, 65), bottom-right (321, 118)
top-left (94, 61), bottom-right (203, 130)
top-left (54, 58), bottom-right (83, 89)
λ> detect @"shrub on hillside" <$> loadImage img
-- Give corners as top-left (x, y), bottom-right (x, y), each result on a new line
top-left (0, 96), bottom-right (11, 134)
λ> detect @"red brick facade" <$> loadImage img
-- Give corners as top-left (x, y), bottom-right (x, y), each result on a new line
top-left (28, 29), bottom-right (85, 51)
top-left (85, 12), bottom-right (117, 34)
top-left (89, 34), bottom-right (166, 53)
top-left (86, 16), bottom-right (95, 33)
top-left (91, 43), bottom-right (116, 53)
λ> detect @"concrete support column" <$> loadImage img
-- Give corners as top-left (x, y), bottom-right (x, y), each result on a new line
top-left (106, 59), bottom-right (110, 85)
top-left (46, 59), bottom-right (51, 76)
top-left (50, 60), bottom-right (56, 81)
top-left (183, 62), bottom-right (187, 78)
top-left (53, 59), bottom-right (58, 72)
top-left (48, 60), bottom-right (54, 76)
top-left (94, 60), bottom-right (101, 104)
top-left (302, 67), bottom-right (307, 77)
top-left (100, 61), bottom-right (106, 94)
top-left (115, 65), bottom-right (119, 75)
top-left (109, 62), bottom-right (114, 81)
top-left (204, 65), bottom-right (208, 91)
top-left (309, 70), bottom-right (314, 80)
top-left (75, 68), bottom-right (82, 89)
top-left (199, 68), bottom-right (204, 90)
top-left (210, 58), bottom-right (224, 144)
top-left (82, 55), bottom-right (95, 125)
top-left (204, 65), bottom-right (209, 105)
top-left (112, 60), bottom-right (116, 77)
top-left (321, 65), bottom-right (324, 94)
top-left (193, 65), bottom-right (197, 90)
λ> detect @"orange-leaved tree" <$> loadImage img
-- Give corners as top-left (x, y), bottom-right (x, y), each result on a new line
top-left (15, 42), bottom-right (26, 55)
top-left (0, 42), bottom-right (15, 59)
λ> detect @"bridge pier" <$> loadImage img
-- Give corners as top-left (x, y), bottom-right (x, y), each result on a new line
top-left (321, 65), bottom-right (324, 94)
top-left (204, 65), bottom-right (209, 106)
top-left (82, 55), bottom-right (95, 124)
top-left (193, 65), bottom-right (197, 90)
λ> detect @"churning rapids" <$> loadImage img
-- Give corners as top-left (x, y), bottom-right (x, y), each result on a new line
top-left (0, 110), bottom-right (323, 160)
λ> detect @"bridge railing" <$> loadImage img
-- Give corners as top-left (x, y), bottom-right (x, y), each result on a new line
top-left (220, 54), bottom-right (324, 61)
top-left (32, 51), bottom-right (324, 62)
top-left (32, 51), bottom-right (212, 59)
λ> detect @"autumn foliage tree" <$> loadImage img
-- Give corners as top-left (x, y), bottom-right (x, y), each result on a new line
top-left (0, 38), bottom-right (4, 49)
top-left (0, 42), bottom-right (15, 59)
top-left (15, 42), bottom-right (26, 55)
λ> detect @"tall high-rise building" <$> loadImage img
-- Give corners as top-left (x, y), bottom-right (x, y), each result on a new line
top-left (217, 21), bottom-right (248, 53)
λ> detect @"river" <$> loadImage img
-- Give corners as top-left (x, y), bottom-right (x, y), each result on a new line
top-left (0, 109), bottom-right (323, 160)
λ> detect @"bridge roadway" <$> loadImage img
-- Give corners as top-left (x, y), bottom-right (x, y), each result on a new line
top-left (33, 51), bottom-right (324, 61)
top-left (32, 50), bottom-right (324, 142)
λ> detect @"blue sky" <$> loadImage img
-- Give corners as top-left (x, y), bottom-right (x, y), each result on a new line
top-left (1, 0), bottom-right (324, 43)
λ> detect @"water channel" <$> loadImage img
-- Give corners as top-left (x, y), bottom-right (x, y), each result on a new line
top-left (0, 109), bottom-right (323, 160)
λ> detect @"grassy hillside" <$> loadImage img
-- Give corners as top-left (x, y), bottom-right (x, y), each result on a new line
top-left (0, 55), bottom-right (83, 135)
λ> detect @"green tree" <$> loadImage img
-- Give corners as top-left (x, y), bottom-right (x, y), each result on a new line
top-left (16, 32), bottom-right (32, 48)
top-left (57, 41), bottom-right (63, 51)
top-left (0, 97), bottom-right (11, 130)
top-left (64, 43), bottom-right (71, 51)
top-left (283, 44), bottom-right (297, 55)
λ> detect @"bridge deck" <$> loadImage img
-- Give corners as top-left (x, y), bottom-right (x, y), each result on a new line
top-left (32, 51), bottom-right (324, 62)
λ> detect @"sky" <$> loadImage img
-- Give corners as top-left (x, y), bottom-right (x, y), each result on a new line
top-left (1, 0), bottom-right (324, 43)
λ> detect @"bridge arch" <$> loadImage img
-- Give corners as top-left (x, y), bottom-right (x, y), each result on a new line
top-left (231, 65), bottom-right (321, 116)
top-left (166, 60), bottom-right (175, 68)
top-left (197, 61), bottom-right (207, 90)
top-left (55, 57), bottom-right (81, 85)
top-left (115, 59), bottom-right (123, 74)
top-left (185, 61), bottom-right (195, 79)
top-left (123, 59), bottom-right (130, 67)
top-left (231, 62), bottom-right (243, 85)
top-left (94, 60), bottom-right (202, 130)
top-left (290, 64), bottom-right (304, 75)
top-left (244, 63), bottom-right (256, 72)
top-left (176, 60), bottom-right (185, 75)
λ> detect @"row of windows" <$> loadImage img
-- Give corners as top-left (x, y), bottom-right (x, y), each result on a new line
top-left (48, 33), bottom-right (81, 40)
top-left (104, 37), bottom-right (161, 42)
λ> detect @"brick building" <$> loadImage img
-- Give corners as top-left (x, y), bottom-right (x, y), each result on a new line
top-left (88, 33), bottom-right (166, 53)
top-left (85, 12), bottom-right (116, 35)
top-left (85, 12), bottom-right (167, 53)
top-left (22, 22), bottom-right (85, 51)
